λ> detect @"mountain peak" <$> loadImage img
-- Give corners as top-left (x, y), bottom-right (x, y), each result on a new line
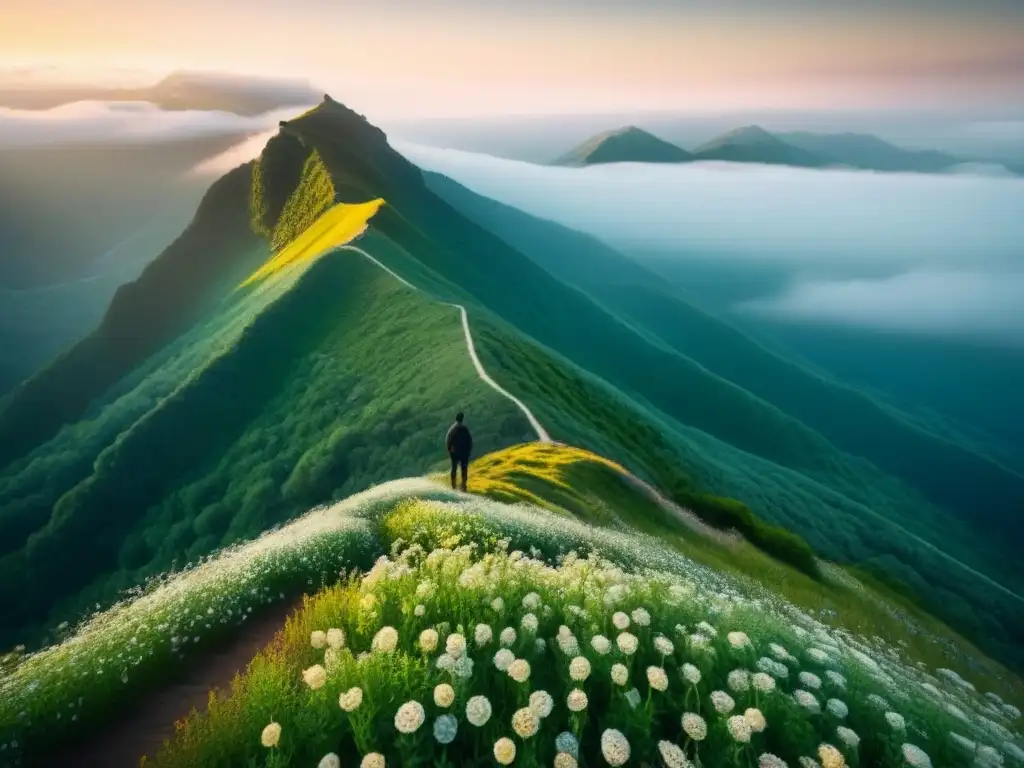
top-left (554, 125), bottom-right (693, 166)
top-left (694, 125), bottom-right (827, 167)
top-left (696, 124), bottom-right (779, 152)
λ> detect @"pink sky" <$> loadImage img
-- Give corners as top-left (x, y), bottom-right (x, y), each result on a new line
top-left (2, 1), bottom-right (1022, 118)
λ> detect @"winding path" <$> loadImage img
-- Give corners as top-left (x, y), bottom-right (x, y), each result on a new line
top-left (336, 244), bottom-right (737, 541)
top-left (339, 244), bottom-right (551, 442)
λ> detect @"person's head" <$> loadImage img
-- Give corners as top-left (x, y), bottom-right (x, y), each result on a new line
top-left (455, 411), bottom-right (464, 423)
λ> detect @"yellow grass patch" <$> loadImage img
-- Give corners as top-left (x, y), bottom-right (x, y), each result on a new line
top-left (457, 442), bottom-right (627, 511)
top-left (241, 198), bottom-right (385, 287)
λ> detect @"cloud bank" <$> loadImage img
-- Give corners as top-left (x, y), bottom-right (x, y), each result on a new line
top-left (0, 101), bottom-right (307, 147)
top-left (738, 271), bottom-right (1024, 345)
top-left (396, 141), bottom-right (1024, 344)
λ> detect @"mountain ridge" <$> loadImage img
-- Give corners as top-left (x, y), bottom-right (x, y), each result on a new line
top-left (553, 122), bottom-right (984, 172)
top-left (553, 125), bottom-right (694, 166)
top-left (2, 94), bottom-right (1022, 674)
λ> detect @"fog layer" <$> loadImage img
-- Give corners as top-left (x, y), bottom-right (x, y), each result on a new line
top-left (396, 141), bottom-right (1024, 344)
top-left (0, 102), bottom-right (308, 147)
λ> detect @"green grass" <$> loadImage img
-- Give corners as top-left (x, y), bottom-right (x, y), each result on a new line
top-left (461, 444), bottom-right (1024, 706)
top-left (0, 491), bottom-right (384, 766)
top-left (148, 497), bottom-right (1024, 768)
top-left (0, 251), bottom-right (532, 648)
top-left (468, 314), bottom-right (1024, 674)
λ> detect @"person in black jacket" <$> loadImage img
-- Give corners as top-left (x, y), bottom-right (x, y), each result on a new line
top-left (445, 411), bottom-right (473, 491)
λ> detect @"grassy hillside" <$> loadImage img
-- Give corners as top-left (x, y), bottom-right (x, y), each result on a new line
top-left (423, 171), bottom-right (1024, 578)
top-left (2, 94), bottom-right (1021, 680)
top-left (3, 448), bottom-right (1020, 767)
top-left (0, 248), bottom-right (532, 645)
top-left (553, 126), bottom-right (694, 166)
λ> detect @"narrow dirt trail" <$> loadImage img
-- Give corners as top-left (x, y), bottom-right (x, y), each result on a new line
top-left (51, 600), bottom-right (299, 768)
top-left (339, 244), bottom-right (551, 442)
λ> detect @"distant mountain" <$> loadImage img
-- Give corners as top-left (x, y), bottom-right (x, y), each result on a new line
top-left (778, 131), bottom-right (960, 172)
top-left (551, 124), bottom-right (988, 173)
top-left (0, 71), bottom-right (320, 116)
top-left (553, 126), bottom-right (694, 166)
top-left (692, 125), bottom-right (828, 167)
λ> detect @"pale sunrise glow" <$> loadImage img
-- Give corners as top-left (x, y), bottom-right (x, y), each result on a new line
top-left (2, 0), bottom-right (1022, 117)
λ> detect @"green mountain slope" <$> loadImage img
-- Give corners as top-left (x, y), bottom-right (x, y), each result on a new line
top-left (553, 126), bottom-right (694, 166)
top-left (0, 248), bottom-right (531, 639)
top-left (693, 125), bottom-right (828, 166)
top-left (778, 130), bottom-right (960, 172)
top-left (423, 171), bottom-right (1024, 550)
top-left (1, 95), bottom-right (1021, 672)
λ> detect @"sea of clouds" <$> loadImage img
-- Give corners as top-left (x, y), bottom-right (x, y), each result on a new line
top-left (394, 141), bottom-right (1024, 346)
top-left (0, 100), bottom-right (304, 147)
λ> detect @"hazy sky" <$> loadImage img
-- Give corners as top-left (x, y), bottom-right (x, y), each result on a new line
top-left (3, 0), bottom-right (1023, 118)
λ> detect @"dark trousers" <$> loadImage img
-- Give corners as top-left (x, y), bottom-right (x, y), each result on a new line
top-left (450, 453), bottom-right (469, 490)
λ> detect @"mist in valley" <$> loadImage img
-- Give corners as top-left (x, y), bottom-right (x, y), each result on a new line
top-left (397, 141), bottom-right (1024, 347)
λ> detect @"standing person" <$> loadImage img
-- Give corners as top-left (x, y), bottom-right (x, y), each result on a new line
top-left (445, 411), bottom-right (473, 491)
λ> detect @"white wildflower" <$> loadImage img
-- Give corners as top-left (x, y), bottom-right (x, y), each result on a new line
top-left (885, 712), bottom-right (906, 730)
top-left (818, 744), bottom-right (846, 768)
top-left (654, 635), bottom-right (675, 656)
top-left (835, 726), bottom-right (859, 748)
top-left (901, 744), bottom-right (932, 768)
top-left (682, 712), bottom-right (708, 741)
top-left (508, 658), bottom-right (531, 683)
top-left (494, 648), bottom-right (515, 671)
top-left (728, 631), bottom-right (752, 649)
top-left (745, 707), bottom-right (767, 733)
top-left (826, 698), bottom-right (849, 719)
top-left (339, 687), bottom-right (364, 712)
top-left (799, 671), bottom-right (822, 690)
top-left (659, 741), bottom-right (691, 768)
top-left (512, 707), bottom-right (540, 738)
top-left (466, 695), bottom-right (492, 726)
top-left (728, 669), bottom-right (751, 692)
top-left (601, 729), bottom-right (631, 766)
top-left (419, 628), bottom-right (439, 653)
top-left (493, 737), bottom-right (516, 765)
top-left (475, 623), bottom-right (493, 647)
top-left (529, 690), bottom-right (554, 718)
top-left (556, 731), bottom-right (579, 757)
top-left (434, 683), bottom-right (455, 708)
top-left (728, 715), bottom-right (752, 743)
top-left (647, 666), bottom-right (669, 691)
top-left (753, 672), bottom-right (776, 692)
top-left (521, 613), bottom-right (539, 633)
top-left (433, 714), bottom-right (458, 745)
top-left (310, 630), bottom-right (327, 649)
top-left (682, 663), bottom-right (702, 685)
top-left (372, 626), bottom-right (399, 653)
top-left (591, 635), bottom-right (612, 655)
top-left (711, 690), bottom-right (736, 714)
top-left (794, 689), bottom-right (820, 713)
top-left (569, 656), bottom-right (592, 682)
top-left (394, 700), bottom-right (426, 734)
top-left (261, 722), bottom-right (281, 747)
top-left (616, 632), bottom-right (639, 655)
top-left (301, 664), bottom-right (327, 690)
top-left (567, 688), bottom-right (589, 712)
